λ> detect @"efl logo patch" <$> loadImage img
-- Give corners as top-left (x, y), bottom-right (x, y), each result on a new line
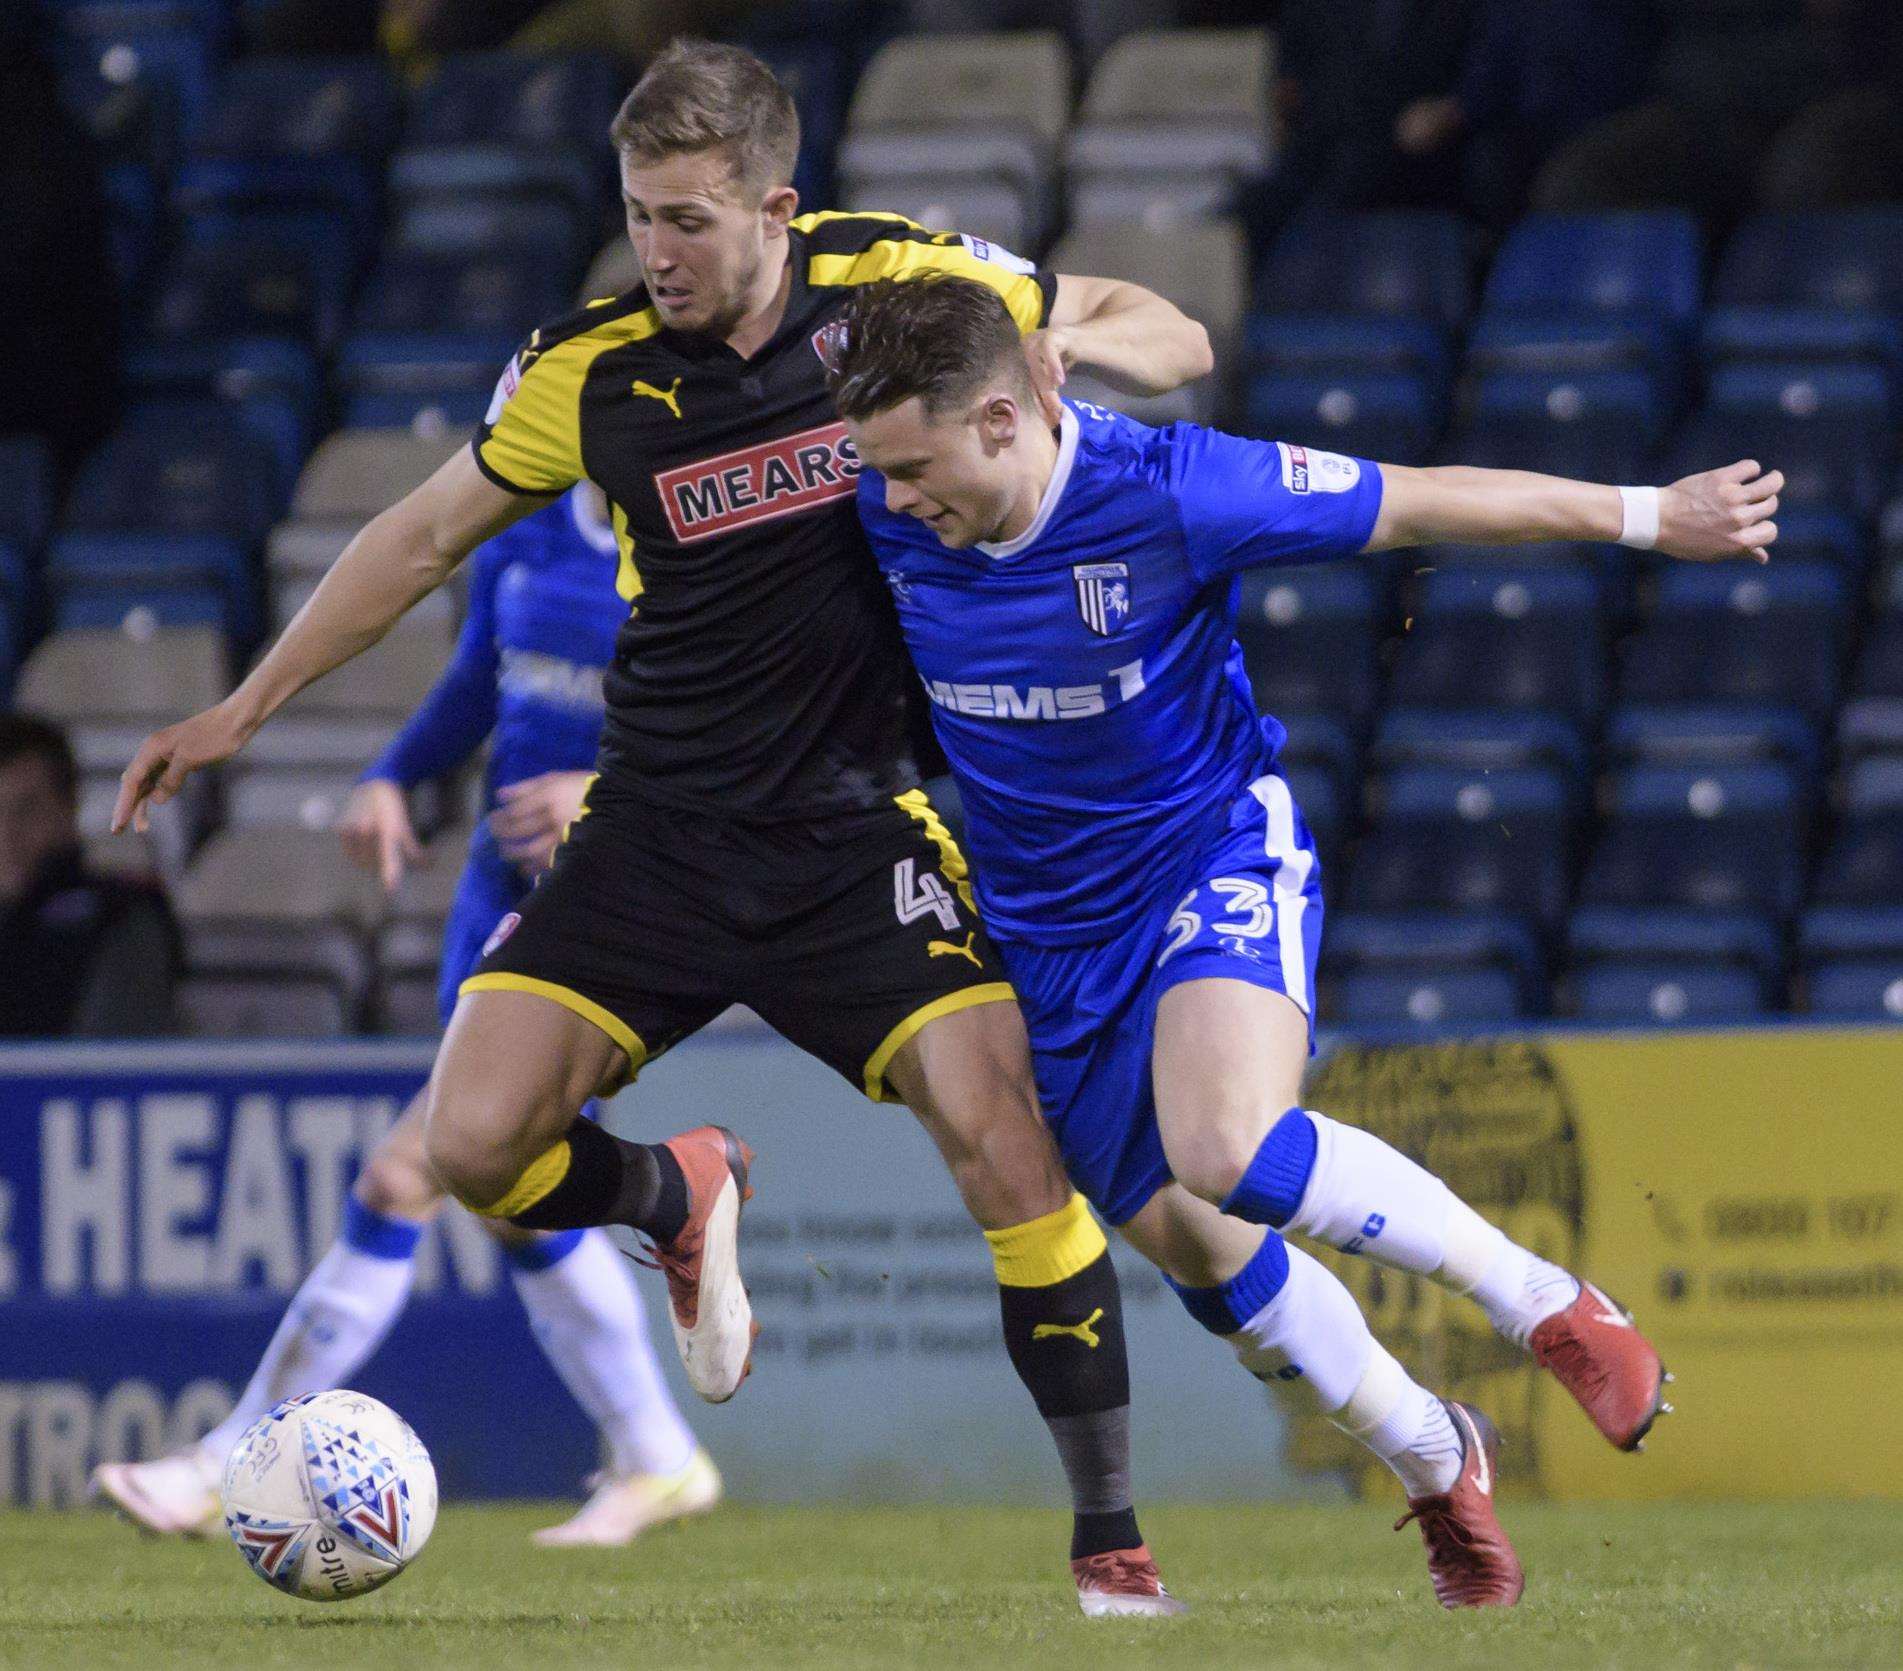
top-left (655, 421), bottom-right (861, 543)
top-left (1073, 561), bottom-right (1132, 636)
top-left (482, 912), bottom-right (521, 958)
top-left (957, 233), bottom-right (1035, 276)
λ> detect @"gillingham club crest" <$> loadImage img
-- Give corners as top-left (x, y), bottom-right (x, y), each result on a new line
top-left (1073, 562), bottom-right (1132, 636)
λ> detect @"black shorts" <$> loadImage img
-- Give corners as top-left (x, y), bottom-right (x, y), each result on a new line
top-left (461, 776), bottom-right (1013, 1101)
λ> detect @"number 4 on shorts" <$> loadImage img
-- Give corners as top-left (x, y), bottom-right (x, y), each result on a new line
top-left (893, 857), bottom-right (959, 932)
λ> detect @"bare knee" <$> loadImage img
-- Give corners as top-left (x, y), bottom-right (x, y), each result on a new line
top-left (944, 1096), bottom-right (1072, 1228)
top-left (422, 1079), bottom-right (567, 1212)
top-left (352, 1142), bottom-right (443, 1220)
top-left (1163, 1115), bottom-right (1276, 1210)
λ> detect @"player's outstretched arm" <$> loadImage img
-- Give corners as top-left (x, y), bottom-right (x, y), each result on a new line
top-left (113, 449), bottom-right (542, 834)
top-left (1361, 457), bottom-right (1782, 563)
top-left (1034, 274), bottom-right (1215, 403)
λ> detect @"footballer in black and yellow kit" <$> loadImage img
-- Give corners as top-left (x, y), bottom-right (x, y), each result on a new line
top-left (461, 213), bottom-right (1052, 1097)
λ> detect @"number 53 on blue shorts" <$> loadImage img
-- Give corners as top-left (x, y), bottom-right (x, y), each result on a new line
top-left (995, 771), bottom-right (1324, 1226)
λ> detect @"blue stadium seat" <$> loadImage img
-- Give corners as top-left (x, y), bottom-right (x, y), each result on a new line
top-left (1603, 702), bottom-right (1820, 779)
top-left (53, 578), bottom-right (233, 634)
top-left (335, 330), bottom-right (522, 408)
top-left (1853, 579), bottom-right (1903, 698)
top-left (46, 532), bottom-right (254, 639)
top-left (1281, 763), bottom-right (1346, 875)
top-left (1324, 910), bottom-right (1546, 1012)
top-left (1469, 368), bottom-right (1670, 448)
top-left (1802, 960), bottom-right (1903, 1021)
top-left (145, 214), bottom-right (357, 349)
top-left (119, 348), bottom-right (319, 499)
top-left (404, 53), bottom-right (622, 150)
top-left (388, 196), bottom-right (588, 268)
top-left (0, 436), bottom-right (56, 552)
top-left (1760, 505), bottom-right (1867, 575)
top-left (1386, 567), bottom-right (1605, 715)
top-left (1700, 307), bottom-right (1902, 376)
top-left (1482, 211), bottom-right (1703, 325)
top-left (1664, 409), bottom-right (1890, 520)
top-left (1617, 562), bottom-right (1847, 717)
top-left (1330, 967), bottom-right (1525, 1030)
top-left (1276, 711), bottom-right (1360, 798)
top-left (0, 541), bottom-right (30, 695)
top-left (1243, 316), bottom-right (1451, 384)
top-left (387, 146), bottom-right (609, 229)
top-left (341, 390), bottom-right (492, 431)
top-left (1579, 763), bottom-right (1805, 918)
top-left (54, 3), bottom-right (223, 152)
top-left (1713, 209), bottom-right (1903, 314)
top-left (1567, 904), bottom-right (1783, 985)
top-left (1836, 698), bottom-right (1903, 763)
top-left (1797, 904), bottom-right (1903, 964)
top-left (1347, 765), bottom-right (1576, 929)
top-left (351, 250), bottom-right (573, 339)
top-left (63, 403), bottom-right (281, 544)
top-left (1706, 362), bottom-right (1894, 423)
top-left (1256, 211), bottom-right (1471, 325)
top-left (1466, 314), bottom-right (1681, 385)
top-left (177, 58), bottom-right (401, 258)
top-left (1371, 708), bottom-right (1588, 779)
top-left (101, 162), bottom-right (163, 294)
top-left (1242, 372), bottom-right (1439, 466)
top-left (1571, 962), bottom-right (1767, 1025)
top-left (1813, 757), bottom-right (1903, 907)
top-left (1437, 413), bottom-right (1648, 486)
top-left (1233, 565), bottom-right (1384, 720)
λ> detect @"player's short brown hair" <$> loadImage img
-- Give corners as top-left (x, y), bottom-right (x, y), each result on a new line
top-left (829, 277), bottom-right (1030, 422)
top-left (609, 39), bottom-right (800, 195)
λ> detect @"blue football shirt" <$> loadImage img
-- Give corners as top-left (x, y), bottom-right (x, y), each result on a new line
top-left (856, 400), bottom-right (1383, 945)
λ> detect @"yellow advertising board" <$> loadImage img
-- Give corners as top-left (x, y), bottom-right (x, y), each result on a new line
top-left (1290, 1029), bottom-right (1903, 1500)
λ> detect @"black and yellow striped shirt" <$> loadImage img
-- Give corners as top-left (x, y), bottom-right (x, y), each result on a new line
top-left (472, 212), bottom-right (1055, 820)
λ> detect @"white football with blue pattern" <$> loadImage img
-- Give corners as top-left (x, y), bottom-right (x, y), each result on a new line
top-left (221, 1389), bottom-right (438, 1602)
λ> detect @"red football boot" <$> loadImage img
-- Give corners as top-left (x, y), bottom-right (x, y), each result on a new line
top-left (1395, 1401), bottom-right (1526, 1610)
top-left (1529, 1278), bottom-right (1671, 1451)
top-left (1071, 1544), bottom-right (1187, 1618)
top-left (635, 1125), bottom-right (757, 1403)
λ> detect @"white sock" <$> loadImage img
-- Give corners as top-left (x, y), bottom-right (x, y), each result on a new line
top-left (195, 1234), bottom-right (418, 1470)
top-left (510, 1229), bottom-right (698, 1478)
top-left (1285, 1111), bottom-right (1578, 1346)
top-left (1332, 1346), bottom-right (1465, 1498)
top-left (1222, 1242), bottom-right (1462, 1497)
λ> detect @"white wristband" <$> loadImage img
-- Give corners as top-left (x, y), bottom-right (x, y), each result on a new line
top-left (1617, 485), bottom-right (1660, 551)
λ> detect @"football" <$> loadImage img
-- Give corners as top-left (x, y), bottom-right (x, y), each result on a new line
top-left (219, 1390), bottom-right (438, 1603)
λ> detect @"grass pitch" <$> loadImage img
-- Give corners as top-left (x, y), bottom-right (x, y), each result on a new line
top-left (3, 1501), bottom-right (1895, 1669)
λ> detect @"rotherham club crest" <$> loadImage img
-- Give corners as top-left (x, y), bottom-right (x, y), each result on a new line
top-left (1072, 562), bottom-right (1132, 636)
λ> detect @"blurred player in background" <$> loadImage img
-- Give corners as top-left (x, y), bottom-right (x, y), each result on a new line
top-left (114, 42), bottom-right (1215, 1613)
top-left (93, 484), bottom-right (718, 1549)
top-left (826, 276), bottom-right (1777, 1608)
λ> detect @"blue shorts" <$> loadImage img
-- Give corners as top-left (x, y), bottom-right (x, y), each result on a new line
top-left (994, 771), bottom-right (1323, 1226)
top-left (437, 829), bottom-right (529, 1024)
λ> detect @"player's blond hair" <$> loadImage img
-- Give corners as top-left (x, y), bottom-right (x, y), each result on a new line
top-left (609, 39), bottom-right (800, 196)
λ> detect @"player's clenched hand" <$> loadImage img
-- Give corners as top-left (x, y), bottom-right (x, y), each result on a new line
top-left (339, 778), bottom-right (423, 893)
top-left (1657, 459), bottom-right (1783, 564)
top-left (112, 701), bottom-right (251, 835)
top-left (489, 770), bottom-right (592, 876)
top-left (1022, 328), bottom-right (1071, 428)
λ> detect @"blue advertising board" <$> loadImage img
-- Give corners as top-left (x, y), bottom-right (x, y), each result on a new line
top-left (1, 1032), bottom-right (1300, 1510)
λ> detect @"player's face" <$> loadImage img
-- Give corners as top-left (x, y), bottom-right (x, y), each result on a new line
top-left (620, 148), bottom-right (796, 337)
top-left (848, 393), bottom-right (1027, 549)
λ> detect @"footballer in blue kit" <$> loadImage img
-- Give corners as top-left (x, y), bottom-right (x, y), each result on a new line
top-left (93, 486), bottom-right (719, 1549)
top-left (830, 275), bottom-right (1781, 1607)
